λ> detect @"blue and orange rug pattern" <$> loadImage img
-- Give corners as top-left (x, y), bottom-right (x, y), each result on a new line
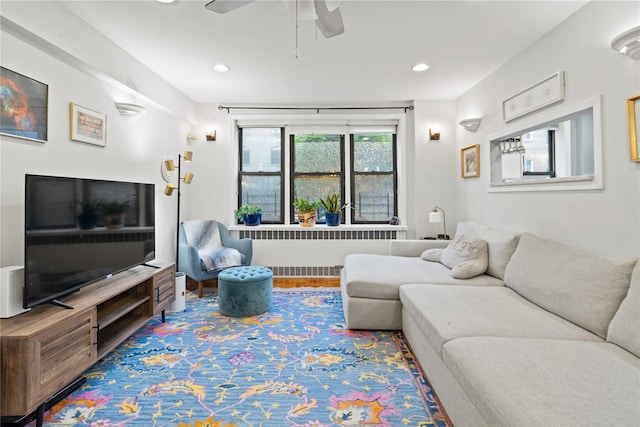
top-left (36, 289), bottom-right (450, 426)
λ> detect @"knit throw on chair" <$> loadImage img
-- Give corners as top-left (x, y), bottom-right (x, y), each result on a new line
top-left (182, 220), bottom-right (242, 271)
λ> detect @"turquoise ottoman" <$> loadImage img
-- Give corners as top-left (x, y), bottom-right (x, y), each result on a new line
top-left (218, 266), bottom-right (273, 317)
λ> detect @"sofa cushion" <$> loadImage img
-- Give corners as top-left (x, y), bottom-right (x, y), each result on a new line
top-left (440, 235), bottom-right (488, 279)
top-left (455, 222), bottom-right (520, 280)
top-left (342, 254), bottom-right (503, 300)
top-left (443, 337), bottom-right (640, 427)
top-left (504, 233), bottom-right (636, 339)
top-left (607, 259), bottom-right (640, 357)
top-left (400, 284), bottom-right (602, 357)
top-left (420, 248), bottom-right (443, 262)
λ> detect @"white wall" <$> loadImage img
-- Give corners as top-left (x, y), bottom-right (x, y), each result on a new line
top-left (412, 100), bottom-right (458, 239)
top-left (0, 14), bottom-right (196, 267)
top-left (455, 1), bottom-right (640, 257)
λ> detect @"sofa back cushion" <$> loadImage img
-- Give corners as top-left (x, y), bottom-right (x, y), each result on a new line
top-left (455, 222), bottom-right (520, 280)
top-left (504, 233), bottom-right (636, 339)
top-left (607, 260), bottom-right (640, 357)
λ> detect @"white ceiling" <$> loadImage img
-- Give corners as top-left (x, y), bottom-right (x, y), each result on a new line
top-left (60, 0), bottom-right (588, 105)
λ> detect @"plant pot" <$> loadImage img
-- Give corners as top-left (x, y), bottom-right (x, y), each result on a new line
top-left (325, 212), bottom-right (340, 226)
top-left (297, 211), bottom-right (317, 227)
top-left (78, 214), bottom-right (98, 229)
top-left (242, 213), bottom-right (262, 226)
top-left (104, 213), bottom-right (125, 229)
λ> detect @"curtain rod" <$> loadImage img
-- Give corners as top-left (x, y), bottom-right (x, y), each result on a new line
top-left (218, 105), bottom-right (414, 114)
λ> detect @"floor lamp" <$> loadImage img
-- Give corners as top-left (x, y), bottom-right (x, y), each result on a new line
top-left (164, 151), bottom-right (194, 266)
top-left (429, 206), bottom-right (450, 240)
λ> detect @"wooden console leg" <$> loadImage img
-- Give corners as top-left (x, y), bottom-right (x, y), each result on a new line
top-left (198, 281), bottom-right (203, 298)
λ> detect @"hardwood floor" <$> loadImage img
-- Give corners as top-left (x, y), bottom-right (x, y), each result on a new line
top-left (186, 276), bottom-right (340, 291)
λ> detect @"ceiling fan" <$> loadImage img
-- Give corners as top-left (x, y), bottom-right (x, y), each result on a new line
top-left (204, 0), bottom-right (345, 38)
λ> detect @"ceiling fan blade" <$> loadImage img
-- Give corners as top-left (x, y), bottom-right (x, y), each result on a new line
top-left (205, 0), bottom-right (255, 14)
top-left (315, 0), bottom-right (344, 38)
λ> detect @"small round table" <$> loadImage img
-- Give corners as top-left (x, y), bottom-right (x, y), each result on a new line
top-left (217, 266), bottom-right (273, 317)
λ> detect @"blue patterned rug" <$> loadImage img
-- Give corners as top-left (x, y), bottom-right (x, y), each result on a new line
top-left (35, 289), bottom-right (450, 426)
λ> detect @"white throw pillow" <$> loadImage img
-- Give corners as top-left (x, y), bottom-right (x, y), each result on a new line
top-left (440, 235), bottom-right (489, 279)
top-left (421, 248), bottom-right (443, 262)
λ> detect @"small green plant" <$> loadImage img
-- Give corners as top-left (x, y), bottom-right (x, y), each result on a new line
top-left (320, 193), bottom-right (341, 213)
top-left (293, 197), bottom-right (320, 214)
top-left (101, 200), bottom-right (130, 215)
top-left (234, 204), bottom-right (263, 219)
top-left (76, 199), bottom-right (102, 216)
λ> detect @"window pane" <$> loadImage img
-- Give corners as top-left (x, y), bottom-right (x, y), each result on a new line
top-left (293, 175), bottom-right (340, 203)
top-left (241, 128), bottom-right (282, 172)
top-left (240, 175), bottom-right (281, 222)
top-left (521, 130), bottom-right (551, 173)
top-left (353, 174), bottom-right (395, 222)
top-left (353, 133), bottom-right (393, 172)
top-left (294, 134), bottom-right (341, 173)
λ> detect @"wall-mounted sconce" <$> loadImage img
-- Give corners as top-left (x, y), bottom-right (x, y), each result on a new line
top-left (206, 130), bottom-right (217, 141)
top-left (459, 118), bottom-right (482, 133)
top-left (611, 26), bottom-right (640, 60)
top-left (429, 128), bottom-right (440, 141)
top-left (164, 151), bottom-right (194, 265)
top-left (114, 102), bottom-right (146, 118)
top-left (186, 132), bottom-right (198, 143)
top-left (429, 206), bottom-right (449, 240)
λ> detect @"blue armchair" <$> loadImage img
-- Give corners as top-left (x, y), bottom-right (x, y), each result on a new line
top-left (178, 221), bottom-right (253, 298)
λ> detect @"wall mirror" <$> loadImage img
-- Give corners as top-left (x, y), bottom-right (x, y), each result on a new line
top-left (488, 95), bottom-right (602, 192)
top-left (628, 95), bottom-right (640, 162)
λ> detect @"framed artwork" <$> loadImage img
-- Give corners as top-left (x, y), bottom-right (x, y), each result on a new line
top-left (70, 102), bottom-right (107, 146)
top-left (502, 71), bottom-right (565, 122)
top-left (0, 67), bottom-right (48, 142)
top-left (461, 144), bottom-right (480, 178)
top-left (628, 95), bottom-right (640, 162)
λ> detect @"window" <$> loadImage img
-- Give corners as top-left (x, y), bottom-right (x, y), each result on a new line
top-left (238, 128), bottom-right (284, 222)
top-left (291, 133), bottom-right (344, 223)
top-left (489, 95), bottom-right (602, 192)
top-left (351, 133), bottom-right (397, 223)
top-left (238, 124), bottom-right (398, 224)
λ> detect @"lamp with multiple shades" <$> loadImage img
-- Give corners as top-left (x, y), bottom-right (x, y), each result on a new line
top-left (164, 151), bottom-right (194, 265)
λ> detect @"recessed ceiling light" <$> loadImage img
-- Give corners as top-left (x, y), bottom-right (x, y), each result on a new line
top-left (412, 63), bottom-right (430, 72)
top-left (213, 64), bottom-right (231, 73)
top-left (155, 0), bottom-right (176, 3)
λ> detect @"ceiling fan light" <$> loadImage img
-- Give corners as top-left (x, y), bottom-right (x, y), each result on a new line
top-left (324, 0), bottom-right (341, 12)
top-left (297, 0), bottom-right (317, 20)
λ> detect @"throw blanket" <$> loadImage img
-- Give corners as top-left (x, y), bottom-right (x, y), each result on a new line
top-left (182, 220), bottom-right (242, 272)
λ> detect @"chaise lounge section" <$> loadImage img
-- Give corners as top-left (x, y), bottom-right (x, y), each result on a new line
top-left (340, 222), bottom-right (640, 426)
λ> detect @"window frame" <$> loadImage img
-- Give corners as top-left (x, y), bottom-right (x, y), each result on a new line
top-left (237, 127), bottom-right (285, 224)
top-left (522, 129), bottom-right (556, 178)
top-left (349, 133), bottom-right (398, 224)
top-left (289, 133), bottom-right (346, 224)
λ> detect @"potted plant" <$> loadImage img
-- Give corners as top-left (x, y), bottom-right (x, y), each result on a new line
top-left (320, 193), bottom-right (342, 226)
top-left (101, 200), bottom-right (130, 229)
top-left (235, 204), bottom-right (262, 226)
top-left (76, 199), bottom-right (101, 229)
top-left (293, 197), bottom-right (320, 227)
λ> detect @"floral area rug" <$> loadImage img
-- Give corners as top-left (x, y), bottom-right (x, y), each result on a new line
top-left (35, 289), bottom-right (450, 427)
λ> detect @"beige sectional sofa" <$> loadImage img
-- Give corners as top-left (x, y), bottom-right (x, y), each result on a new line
top-left (340, 222), bottom-right (640, 427)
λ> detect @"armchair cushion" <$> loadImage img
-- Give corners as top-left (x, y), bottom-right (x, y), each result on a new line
top-left (178, 221), bottom-right (253, 283)
top-left (182, 220), bottom-right (241, 271)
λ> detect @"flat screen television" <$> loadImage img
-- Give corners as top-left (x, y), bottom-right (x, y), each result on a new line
top-left (24, 174), bottom-right (155, 309)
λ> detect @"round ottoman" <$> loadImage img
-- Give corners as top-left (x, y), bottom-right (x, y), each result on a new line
top-left (217, 266), bottom-right (273, 317)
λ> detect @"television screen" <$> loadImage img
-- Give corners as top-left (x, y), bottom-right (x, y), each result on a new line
top-left (24, 174), bottom-right (155, 309)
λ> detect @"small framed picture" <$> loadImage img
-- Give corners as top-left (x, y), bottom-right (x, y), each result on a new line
top-left (461, 144), bottom-right (480, 178)
top-left (0, 67), bottom-right (48, 143)
top-left (628, 95), bottom-right (640, 162)
top-left (69, 102), bottom-right (107, 146)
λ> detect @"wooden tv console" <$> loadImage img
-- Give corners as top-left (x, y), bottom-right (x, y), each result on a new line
top-left (0, 263), bottom-right (175, 425)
